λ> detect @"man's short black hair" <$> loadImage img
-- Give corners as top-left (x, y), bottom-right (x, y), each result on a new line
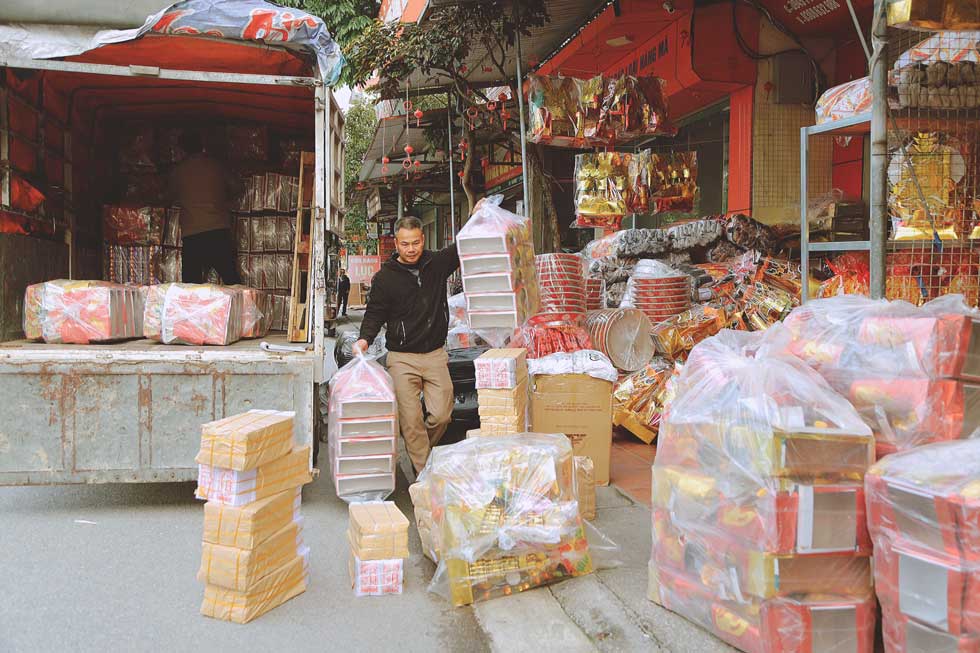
top-left (394, 216), bottom-right (423, 233)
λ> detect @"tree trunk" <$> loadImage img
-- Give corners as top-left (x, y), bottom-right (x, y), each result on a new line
top-left (524, 144), bottom-right (561, 253)
top-left (460, 124), bottom-right (479, 216)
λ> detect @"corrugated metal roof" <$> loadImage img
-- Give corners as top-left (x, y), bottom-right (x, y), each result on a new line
top-left (358, 108), bottom-right (451, 182)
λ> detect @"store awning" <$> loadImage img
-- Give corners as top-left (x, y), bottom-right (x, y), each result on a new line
top-left (358, 108), bottom-right (450, 183)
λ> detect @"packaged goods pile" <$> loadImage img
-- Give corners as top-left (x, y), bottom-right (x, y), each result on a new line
top-left (585, 308), bottom-right (653, 372)
top-left (475, 348), bottom-right (528, 436)
top-left (611, 359), bottom-right (674, 444)
top-left (782, 294), bottom-right (980, 456)
top-left (419, 433), bottom-right (595, 606)
top-left (446, 292), bottom-right (487, 350)
top-left (23, 280), bottom-right (143, 344)
top-left (143, 283), bottom-right (244, 346)
top-left (513, 253), bottom-right (593, 358)
top-left (102, 205), bottom-right (182, 285)
top-left (620, 259), bottom-right (692, 325)
top-left (866, 440), bottom-right (980, 652)
top-left (650, 330), bottom-right (877, 653)
top-left (348, 502), bottom-right (410, 597)
top-left (328, 355), bottom-right (398, 502)
top-left (195, 410), bottom-right (311, 623)
top-left (456, 196), bottom-right (539, 346)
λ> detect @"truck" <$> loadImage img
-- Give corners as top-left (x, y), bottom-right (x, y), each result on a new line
top-left (0, 2), bottom-right (345, 484)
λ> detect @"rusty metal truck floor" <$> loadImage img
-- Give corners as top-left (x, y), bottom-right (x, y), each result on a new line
top-left (0, 333), bottom-right (307, 353)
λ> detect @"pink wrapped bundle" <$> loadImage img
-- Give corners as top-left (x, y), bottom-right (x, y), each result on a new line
top-left (27, 280), bottom-right (143, 344)
top-left (144, 284), bottom-right (243, 345)
top-left (102, 206), bottom-right (164, 245)
top-left (233, 286), bottom-right (272, 339)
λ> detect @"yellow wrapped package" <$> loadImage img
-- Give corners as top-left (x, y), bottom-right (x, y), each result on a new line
top-left (203, 487), bottom-right (302, 549)
top-left (409, 481), bottom-right (441, 563)
top-left (348, 501), bottom-right (410, 561)
top-left (201, 549), bottom-right (309, 623)
top-left (198, 518), bottom-right (304, 591)
top-left (574, 456), bottom-right (596, 521)
top-left (196, 446), bottom-right (312, 507)
top-left (197, 410), bottom-right (295, 471)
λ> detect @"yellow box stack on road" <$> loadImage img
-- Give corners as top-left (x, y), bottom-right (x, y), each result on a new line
top-left (476, 349), bottom-right (529, 436)
top-left (348, 501), bottom-right (410, 596)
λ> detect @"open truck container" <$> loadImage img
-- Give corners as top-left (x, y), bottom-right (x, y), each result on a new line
top-left (0, 3), bottom-right (345, 484)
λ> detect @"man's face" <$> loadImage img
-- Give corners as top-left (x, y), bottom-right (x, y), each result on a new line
top-left (339, 269), bottom-right (346, 276)
top-left (395, 227), bottom-right (424, 264)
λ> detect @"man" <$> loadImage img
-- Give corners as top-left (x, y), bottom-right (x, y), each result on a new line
top-left (168, 130), bottom-right (241, 285)
top-left (337, 268), bottom-right (351, 316)
top-left (355, 216), bottom-right (459, 473)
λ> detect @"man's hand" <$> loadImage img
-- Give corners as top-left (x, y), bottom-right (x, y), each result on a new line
top-left (353, 339), bottom-right (369, 355)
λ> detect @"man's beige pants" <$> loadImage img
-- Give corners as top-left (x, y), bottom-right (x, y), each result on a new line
top-left (386, 349), bottom-right (454, 473)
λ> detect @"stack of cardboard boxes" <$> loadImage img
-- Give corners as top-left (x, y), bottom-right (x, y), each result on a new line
top-left (867, 440), bottom-right (980, 652)
top-left (348, 501), bottom-right (410, 597)
top-left (195, 410), bottom-right (312, 623)
top-left (475, 348), bottom-right (528, 436)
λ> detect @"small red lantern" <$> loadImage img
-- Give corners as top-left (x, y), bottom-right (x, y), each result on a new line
top-left (404, 144), bottom-right (414, 156)
top-left (413, 108), bottom-right (424, 127)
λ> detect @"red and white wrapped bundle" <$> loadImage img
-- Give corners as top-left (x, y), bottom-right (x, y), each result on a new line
top-left (535, 253), bottom-right (587, 322)
top-left (231, 286), bottom-right (272, 339)
top-left (456, 196), bottom-right (539, 347)
top-left (144, 284), bottom-right (243, 345)
top-left (25, 280), bottom-right (143, 344)
top-left (328, 355), bottom-right (398, 503)
top-left (102, 205), bottom-right (164, 246)
top-left (511, 321), bottom-right (593, 359)
top-left (621, 259), bottom-right (691, 326)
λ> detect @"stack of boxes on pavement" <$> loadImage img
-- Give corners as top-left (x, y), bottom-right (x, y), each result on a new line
top-left (328, 357), bottom-right (398, 501)
top-left (456, 198), bottom-right (539, 347)
top-left (474, 348), bottom-right (528, 436)
top-left (194, 410), bottom-right (312, 623)
top-left (650, 332), bottom-right (877, 653)
top-left (866, 440), bottom-right (980, 653)
top-left (347, 501), bottom-right (410, 597)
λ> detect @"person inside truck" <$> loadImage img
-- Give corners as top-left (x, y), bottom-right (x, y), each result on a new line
top-left (167, 129), bottom-right (242, 285)
top-left (354, 215), bottom-right (460, 474)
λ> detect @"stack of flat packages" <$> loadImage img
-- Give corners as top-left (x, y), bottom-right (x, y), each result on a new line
top-left (783, 294), bottom-right (980, 458)
top-left (143, 283), bottom-right (244, 345)
top-left (408, 480), bottom-right (440, 563)
top-left (24, 280), bottom-right (143, 344)
top-left (328, 356), bottom-right (398, 501)
top-left (348, 501), bottom-right (410, 597)
top-left (650, 331), bottom-right (877, 653)
top-left (195, 410), bottom-right (312, 623)
top-left (866, 440), bottom-right (980, 652)
top-left (475, 348), bottom-right (528, 436)
top-left (456, 197), bottom-right (539, 347)
top-left (574, 456), bottom-right (596, 521)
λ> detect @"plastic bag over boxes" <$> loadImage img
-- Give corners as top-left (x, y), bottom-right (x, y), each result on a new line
top-left (423, 433), bottom-right (596, 606)
top-left (456, 195), bottom-right (539, 347)
top-left (328, 355), bottom-right (398, 502)
top-left (865, 440), bottom-right (980, 648)
top-left (651, 328), bottom-right (876, 653)
top-left (781, 294), bottom-right (980, 456)
top-left (143, 283), bottom-right (244, 345)
top-left (24, 280), bottom-right (144, 344)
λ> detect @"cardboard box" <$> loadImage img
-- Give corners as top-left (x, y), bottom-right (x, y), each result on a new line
top-left (575, 456), bottom-right (596, 521)
top-left (202, 487), bottom-right (301, 549)
top-left (200, 549), bottom-right (309, 624)
top-left (196, 447), bottom-right (312, 507)
top-left (530, 374), bottom-right (612, 485)
top-left (348, 554), bottom-right (404, 596)
top-left (197, 409), bottom-right (295, 471)
top-left (198, 518), bottom-right (304, 591)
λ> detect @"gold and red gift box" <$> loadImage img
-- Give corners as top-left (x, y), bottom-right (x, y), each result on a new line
top-left (883, 607), bottom-right (980, 653)
top-left (858, 313), bottom-right (980, 380)
top-left (874, 539), bottom-right (980, 636)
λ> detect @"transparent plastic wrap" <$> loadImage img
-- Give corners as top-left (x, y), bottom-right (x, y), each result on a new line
top-left (527, 349), bottom-right (619, 383)
top-left (589, 255), bottom-right (636, 284)
top-left (867, 440), bottom-right (980, 647)
top-left (327, 354), bottom-right (398, 503)
top-left (102, 205), bottom-right (164, 246)
top-left (582, 232), bottom-right (621, 262)
top-left (336, 328), bottom-right (387, 366)
top-left (423, 433), bottom-right (596, 606)
top-left (26, 280), bottom-right (143, 344)
top-left (619, 259), bottom-right (692, 326)
top-left (585, 308), bottom-right (653, 372)
top-left (277, 215), bottom-right (295, 252)
top-left (526, 74), bottom-right (580, 145)
top-left (575, 75), bottom-right (606, 142)
top-left (651, 328), bottom-right (876, 652)
top-left (457, 195), bottom-right (539, 347)
top-left (236, 216), bottom-right (251, 252)
top-left (510, 321), bottom-right (592, 359)
top-left (612, 359), bottom-right (674, 444)
top-left (251, 216), bottom-right (276, 252)
top-left (143, 283), bottom-right (243, 345)
top-left (232, 286), bottom-right (272, 339)
top-left (781, 294), bottom-right (980, 455)
top-left (163, 208), bottom-right (182, 247)
top-left (157, 248), bottom-right (181, 284)
top-left (534, 253), bottom-right (587, 323)
top-left (574, 152), bottom-right (627, 229)
top-left (585, 276), bottom-right (605, 311)
top-left (446, 324), bottom-right (487, 350)
top-left (650, 304), bottom-right (728, 361)
top-left (275, 254), bottom-right (291, 290)
top-left (816, 77), bottom-right (872, 125)
top-left (448, 292), bottom-right (468, 329)
top-left (725, 213), bottom-right (777, 253)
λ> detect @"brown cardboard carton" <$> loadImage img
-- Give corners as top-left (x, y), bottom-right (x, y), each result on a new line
top-left (530, 374), bottom-right (613, 485)
top-left (200, 550), bottom-right (309, 623)
top-left (198, 518), bottom-right (304, 591)
top-left (349, 501), bottom-right (409, 539)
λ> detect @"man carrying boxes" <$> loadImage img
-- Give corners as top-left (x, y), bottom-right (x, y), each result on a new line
top-left (348, 501), bottom-right (410, 597)
top-left (195, 409), bottom-right (312, 623)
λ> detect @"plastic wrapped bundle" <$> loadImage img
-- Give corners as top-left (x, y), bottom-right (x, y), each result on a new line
top-left (725, 213), bottom-right (776, 253)
top-left (510, 321), bottom-right (592, 359)
top-left (816, 77), bottom-right (872, 125)
top-left (534, 253), bottom-right (587, 323)
top-left (586, 308), bottom-right (653, 372)
top-left (667, 219), bottom-right (724, 251)
top-left (143, 284), bottom-right (243, 345)
top-left (782, 294), bottom-right (980, 455)
top-left (574, 152), bottom-right (627, 229)
top-left (651, 329), bottom-right (876, 653)
top-left (866, 440), bottom-right (980, 648)
top-left (201, 550), bottom-right (309, 624)
top-left (585, 276), bottom-right (604, 311)
top-left (448, 292), bottom-right (467, 329)
top-left (612, 229), bottom-right (670, 259)
top-left (26, 280), bottom-right (143, 344)
top-left (575, 76), bottom-right (606, 142)
top-left (446, 324), bottom-right (487, 350)
top-left (589, 255), bottom-right (636, 284)
top-left (620, 259), bottom-right (692, 326)
top-left (231, 286), bottom-right (272, 339)
top-left (612, 359), bottom-right (674, 443)
top-left (526, 75), bottom-right (580, 146)
top-left (327, 355), bottom-right (398, 502)
top-left (457, 195), bottom-right (539, 347)
top-left (650, 304), bottom-right (728, 361)
top-left (227, 124), bottom-right (269, 162)
top-left (102, 205), bottom-right (164, 245)
top-left (424, 433), bottom-right (594, 606)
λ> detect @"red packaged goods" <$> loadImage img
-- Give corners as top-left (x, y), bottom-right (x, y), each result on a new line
top-left (585, 308), bottom-right (653, 372)
top-left (652, 329), bottom-right (876, 647)
top-left (884, 607), bottom-right (980, 653)
top-left (144, 283), bottom-right (242, 345)
top-left (26, 280), bottom-right (143, 344)
top-left (327, 355), bottom-right (398, 503)
top-left (511, 322), bottom-right (593, 359)
top-left (23, 283), bottom-right (44, 340)
top-left (536, 253), bottom-right (588, 320)
top-left (102, 206), bottom-right (164, 245)
top-left (621, 259), bottom-right (691, 325)
top-left (231, 286), bottom-right (271, 339)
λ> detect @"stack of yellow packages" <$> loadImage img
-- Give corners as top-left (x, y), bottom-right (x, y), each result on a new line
top-left (474, 348), bottom-right (528, 436)
top-left (195, 410), bottom-right (313, 623)
top-left (348, 501), bottom-right (410, 596)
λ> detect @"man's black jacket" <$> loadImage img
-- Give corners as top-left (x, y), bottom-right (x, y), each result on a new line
top-left (337, 274), bottom-right (351, 295)
top-left (359, 246), bottom-right (460, 353)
